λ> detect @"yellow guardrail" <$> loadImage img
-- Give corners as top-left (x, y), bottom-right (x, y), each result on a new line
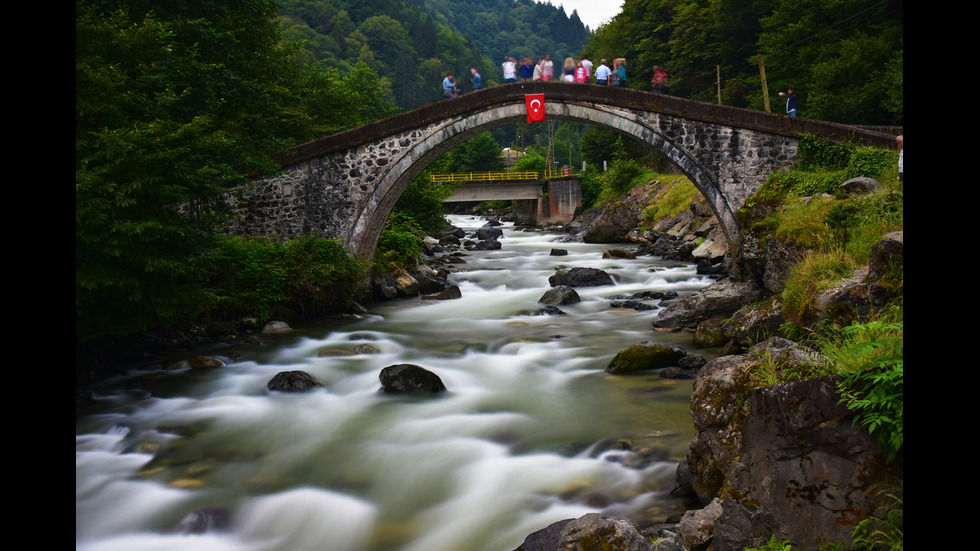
top-left (430, 169), bottom-right (575, 182)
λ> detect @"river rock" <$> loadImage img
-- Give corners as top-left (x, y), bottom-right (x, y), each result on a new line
top-left (762, 237), bottom-right (806, 294)
top-left (188, 355), bottom-right (225, 369)
top-left (421, 284), bottom-right (462, 300)
top-left (606, 342), bottom-right (689, 374)
top-left (262, 320), bottom-right (292, 333)
top-left (267, 370), bottom-right (323, 392)
top-left (516, 305), bottom-right (566, 316)
top-left (692, 319), bottom-right (728, 347)
top-left (475, 223), bottom-right (504, 240)
top-left (652, 279), bottom-right (761, 331)
top-left (602, 248), bottom-right (636, 259)
top-left (173, 507), bottom-right (231, 534)
top-left (549, 267), bottom-right (615, 287)
top-left (379, 364), bottom-right (447, 394)
top-left (539, 285), bottom-right (581, 306)
top-left (513, 519), bottom-right (573, 551)
top-left (474, 238), bottom-right (502, 250)
top-left (675, 498), bottom-right (722, 551)
top-left (722, 296), bottom-right (785, 349)
top-left (550, 248), bottom-right (569, 256)
top-left (840, 176), bottom-right (881, 194)
top-left (557, 513), bottom-right (651, 551)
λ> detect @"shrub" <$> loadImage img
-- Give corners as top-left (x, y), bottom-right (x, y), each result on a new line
top-left (376, 212), bottom-right (425, 268)
top-left (796, 133), bottom-right (855, 171)
top-left (780, 250), bottom-right (856, 325)
top-left (772, 195), bottom-right (836, 250)
top-left (844, 146), bottom-right (898, 180)
top-left (212, 235), bottom-right (366, 322)
top-left (828, 319), bottom-right (904, 462)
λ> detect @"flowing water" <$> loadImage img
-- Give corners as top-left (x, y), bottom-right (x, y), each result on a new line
top-left (75, 215), bottom-right (720, 551)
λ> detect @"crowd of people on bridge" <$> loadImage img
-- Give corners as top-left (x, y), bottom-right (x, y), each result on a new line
top-left (440, 54), bottom-right (811, 120)
top-left (440, 55), bottom-right (675, 98)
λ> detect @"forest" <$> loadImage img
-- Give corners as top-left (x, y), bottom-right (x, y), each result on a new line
top-left (584, 0), bottom-right (903, 125)
top-left (76, 0), bottom-right (902, 357)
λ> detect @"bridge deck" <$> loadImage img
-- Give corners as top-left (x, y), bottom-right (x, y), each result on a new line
top-left (430, 169), bottom-right (575, 183)
top-left (277, 82), bottom-right (897, 169)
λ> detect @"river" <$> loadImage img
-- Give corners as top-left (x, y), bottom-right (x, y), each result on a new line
top-left (75, 214), bottom-right (720, 551)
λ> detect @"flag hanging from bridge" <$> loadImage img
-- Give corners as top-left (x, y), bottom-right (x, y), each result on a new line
top-left (525, 94), bottom-right (545, 123)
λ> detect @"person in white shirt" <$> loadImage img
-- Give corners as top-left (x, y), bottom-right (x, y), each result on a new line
top-left (542, 54), bottom-right (554, 81)
top-left (594, 59), bottom-right (612, 85)
top-left (502, 57), bottom-right (517, 83)
top-left (581, 56), bottom-right (593, 81)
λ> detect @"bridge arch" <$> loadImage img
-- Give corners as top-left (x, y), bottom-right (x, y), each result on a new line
top-left (350, 100), bottom-right (741, 261)
top-left (225, 83), bottom-right (894, 265)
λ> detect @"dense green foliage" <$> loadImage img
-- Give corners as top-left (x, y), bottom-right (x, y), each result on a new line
top-left (211, 235), bottom-right (367, 322)
top-left (277, 0), bottom-right (589, 110)
top-left (828, 320), bottom-right (904, 462)
top-left (76, 0), bottom-right (397, 344)
top-left (583, 0), bottom-right (902, 125)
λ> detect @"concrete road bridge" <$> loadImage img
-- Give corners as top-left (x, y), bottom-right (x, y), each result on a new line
top-left (221, 82), bottom-right (895, 263)
top-left (432, 170), bottom-right (582, 226)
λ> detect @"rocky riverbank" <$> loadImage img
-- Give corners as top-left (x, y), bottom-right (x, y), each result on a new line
top-left (496, 177), bottom-right (903, 550)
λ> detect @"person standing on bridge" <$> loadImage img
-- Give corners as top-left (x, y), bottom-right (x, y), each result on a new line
top-left (595, 59), bottom-right (611, 85)
top-left (562, 57), bottom-right (576, 82)
top-left (443, 72), bottom-right (458, 98)
top-left (651, 65), bottom-right (669, 94)
top-left (533, 59), bottom-right (544, 81)
top-left (581, 56), bottom-right (593, 81)
top-left (896, 134), bottom-right (903, 187)
top-left (502, 57), bottom-right (517, 83)
top-left (778, 88), bottom-right (798, 117)
top-left (542, 54), bottom-right (554, 81)
top-left (614, 58), bottom-right (627, 87)
top-left (520, 57), bottom-right (535, 81)
top-left (471, 68), bottom-right (482, 91)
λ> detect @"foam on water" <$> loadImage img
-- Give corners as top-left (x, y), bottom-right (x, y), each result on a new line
top-left (76, 214), bottom-right (718, 551)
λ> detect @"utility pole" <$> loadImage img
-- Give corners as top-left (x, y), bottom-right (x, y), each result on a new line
top-left (716, 65), bottom-right (722, 105)
top-left (759, 56), bottom-right (771, 113)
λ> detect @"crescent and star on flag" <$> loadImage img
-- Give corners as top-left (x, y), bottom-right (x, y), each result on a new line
top-left (525, 94), bottom-right (546, 123)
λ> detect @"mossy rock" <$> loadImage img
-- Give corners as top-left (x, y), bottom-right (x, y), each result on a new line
top-left (605, 342), bottom-right (688, 374)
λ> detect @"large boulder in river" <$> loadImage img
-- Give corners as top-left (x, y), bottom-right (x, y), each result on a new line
top-left (539, 285), bottom-right (581, 306)
top-left (549, 267), bottom-right (615, 287)
top-left (267, 371), bottom-right (323, 392)
top-left (557, 513), bottom-right (651, 551)
top-left (606, 342), bottom-right (689, 374)
top-left (421, 284), bottom-right (462, 300)
top-left (379, 364), bottom-right (447, 394)
top-left (652, 279), bottom-right (761, 331)
top-left (475, 223), bottom-right (504, 240)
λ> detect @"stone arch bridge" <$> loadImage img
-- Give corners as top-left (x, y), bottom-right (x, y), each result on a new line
top-left (222, 82), bottom-right (894, 263)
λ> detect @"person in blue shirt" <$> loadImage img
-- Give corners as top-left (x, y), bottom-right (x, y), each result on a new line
top-left (471, 68), bottom-right (482, 91)
top-left (443, 72), bottom-right (458, 99)
top-left (614, 58), bottom-right (627, 87)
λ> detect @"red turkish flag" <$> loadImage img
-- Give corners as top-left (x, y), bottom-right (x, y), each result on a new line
top-left (525, 94), bottom-right (546, 123)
